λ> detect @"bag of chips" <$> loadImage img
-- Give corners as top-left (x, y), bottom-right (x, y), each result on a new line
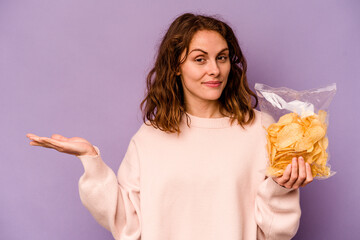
top-left (254, 83), bottom-right (337, 179)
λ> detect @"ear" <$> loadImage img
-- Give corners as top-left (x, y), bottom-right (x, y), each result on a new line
top-left (175, 66), bottom-right (181, 76)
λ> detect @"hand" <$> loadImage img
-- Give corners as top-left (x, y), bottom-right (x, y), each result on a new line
top-left (26, 133), bottom-right (98, 157)
top-left (272, 156), bottom-right (313, 189)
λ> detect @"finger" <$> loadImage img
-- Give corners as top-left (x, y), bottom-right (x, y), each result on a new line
top-left (28, 137), bottom-right (53, 148)
top-left (27, 134), bottom-right (39, 140)
top-left (301, 162), bottom-right (314, 187)
top-left (276, 163), bottom-right (292, 185)
top-left (51, 134), bottom-right (69, 141)
top-left (28, 136), bottom-right (41, 142)
top-left (32, 136), bottom-right (45, 142)
top-left (285, 157), bottom-right (298, 188)
top-left (33, 137), bottom-right (64, 151)
top-left (40, 137), bottom-right (63, 147)
top-left (29, 141), bottom-right (41, 146)
top-left (293, 156), bottom-right (306, 189)
top-left (26, 133), bottom-right (37, 138)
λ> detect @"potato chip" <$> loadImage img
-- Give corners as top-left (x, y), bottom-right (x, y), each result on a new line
top-left (276, 123), bottom-right (304, 149)
top-left (265, 110), bottom-right (332, 178)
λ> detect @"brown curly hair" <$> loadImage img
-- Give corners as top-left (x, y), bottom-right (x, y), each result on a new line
top-left (140, 12), bottom-right (258, 135)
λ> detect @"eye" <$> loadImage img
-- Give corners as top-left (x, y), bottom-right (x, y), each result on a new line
top-left (195, 58), bottom-right (206, 63)
top-left (218, 55), bottom-right (228, 61)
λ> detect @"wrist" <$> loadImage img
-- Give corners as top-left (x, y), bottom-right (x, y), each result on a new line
top-left (78, 146), bottom-right (99, 157)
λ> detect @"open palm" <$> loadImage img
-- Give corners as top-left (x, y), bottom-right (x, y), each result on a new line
top-left (26, 133), bottom-right (97, 157)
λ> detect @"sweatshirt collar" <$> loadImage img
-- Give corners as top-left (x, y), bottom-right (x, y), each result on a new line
top-left (182, 112), bottom-right (234, 129)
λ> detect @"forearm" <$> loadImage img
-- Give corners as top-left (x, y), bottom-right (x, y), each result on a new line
top-left (77, 146), bottom-right (121, 236)
top-left (77, 144), bottom-right (141, 240)
top-left (255, 177), bottom-right (301, 240)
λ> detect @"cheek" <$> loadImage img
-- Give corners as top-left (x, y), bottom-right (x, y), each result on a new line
top-left (222, 65), bottom-right (231, 82)
top-left (181, 64), bottom-right (204, 82)
top-left (224, 63), bottom-right (231, 75)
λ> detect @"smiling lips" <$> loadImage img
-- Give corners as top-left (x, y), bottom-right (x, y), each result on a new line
top-left (203, 81), bottom-right (222, 84)
top-left (203, 81), bottom-right (222, 87)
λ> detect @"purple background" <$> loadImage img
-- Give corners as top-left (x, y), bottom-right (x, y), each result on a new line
top-left (1, 0), bottom-right (359, 239)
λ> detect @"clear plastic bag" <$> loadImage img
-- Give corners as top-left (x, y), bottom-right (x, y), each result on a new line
top-left (254, 83), bottom-right (337, 179)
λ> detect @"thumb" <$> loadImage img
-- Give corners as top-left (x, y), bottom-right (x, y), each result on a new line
top-left (51, 134), bottom-right (69, 141)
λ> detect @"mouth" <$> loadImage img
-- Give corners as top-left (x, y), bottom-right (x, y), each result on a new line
top-left (203, 81), bottom-right (222, 84)
top-left (202, 81), bottom-right (222, 87)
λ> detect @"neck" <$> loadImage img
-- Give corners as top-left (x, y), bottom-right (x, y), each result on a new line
top-left (185, 101), bottom-right (228, 118)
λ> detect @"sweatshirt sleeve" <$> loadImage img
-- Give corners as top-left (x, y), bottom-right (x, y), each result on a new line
top-left (77, 140), bottom-right (141, 240)
top-left (254, 176), bottom-right (301, 240)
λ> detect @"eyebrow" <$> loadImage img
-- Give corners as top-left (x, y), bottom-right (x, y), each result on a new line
top-left (189, 48), bottom-right (229, 55)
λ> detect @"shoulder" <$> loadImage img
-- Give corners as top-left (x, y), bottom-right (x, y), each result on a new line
top-left (254, 109), bottom-right (276, 128)
top-left (131, 120), bottom-right (167, 143)
top-left (132, 121), bottom-right (152, 139)
top-left (253, 108), bottom-right (261, 119)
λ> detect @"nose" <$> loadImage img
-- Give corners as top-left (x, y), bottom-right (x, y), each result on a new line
top-left (207, 60), bottom-right (220, 77)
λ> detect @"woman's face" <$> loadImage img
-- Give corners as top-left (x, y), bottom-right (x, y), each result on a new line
top-left (177, 30), bottom-right (231, 109)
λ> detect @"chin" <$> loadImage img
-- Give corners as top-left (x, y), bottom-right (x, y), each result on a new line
top-left (205, 95), bottom-right (222, 101)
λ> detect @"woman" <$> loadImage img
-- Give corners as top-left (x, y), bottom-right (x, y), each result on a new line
top-left (26, 12), bottom-right (313, 240)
